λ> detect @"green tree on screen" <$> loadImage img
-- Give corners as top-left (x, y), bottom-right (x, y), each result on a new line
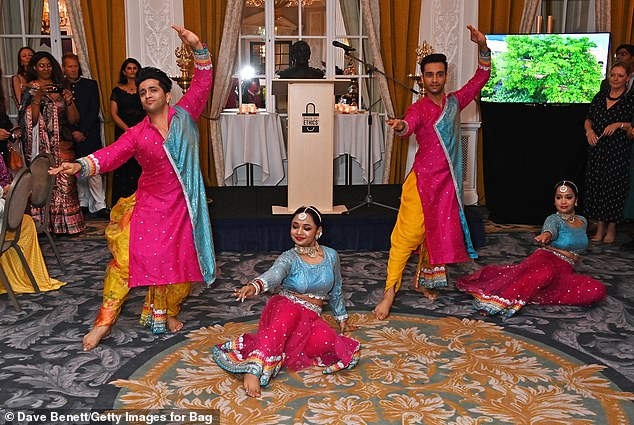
top-left (482, 35), bottom-right (604, 103)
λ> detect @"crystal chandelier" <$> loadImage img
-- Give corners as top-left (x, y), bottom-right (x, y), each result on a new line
top-left (246, 0), bottom-right (319, 7)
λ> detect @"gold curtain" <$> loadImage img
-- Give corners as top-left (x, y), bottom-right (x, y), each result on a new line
top-left (79, 0), bottom-right (126, 205)
top-left (378, 0), bottom-right (422, 184)
top-left (478, 0), bottom-right (525, 34)
top-left (183, 0), bottom-right (228, 186)
top-left (611, 0), bottom-right (634, 47)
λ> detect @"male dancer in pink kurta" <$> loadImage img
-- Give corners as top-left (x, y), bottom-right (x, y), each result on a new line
top-left (374, 25), bottom-right (490, 320)
top-left (51, 26), bottom-right (215, 350)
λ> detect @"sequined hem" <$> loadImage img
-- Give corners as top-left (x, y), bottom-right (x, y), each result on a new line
top-left (139, 305), bottom-right (167, 334)
top-left (212, 337), bottom-right (285, 387)
top-left (470, 292), bottom-right (525, 318)
top-left (416, 265), bottom-right (447, 289)
top-left (280, 289), bottom-right (323, 315)
top-left (322, 341), bottom-right (361, 374)
top-left (334, 314), bottom-right (349, 322)
top-left (538, 248), bottom-right (575, 266)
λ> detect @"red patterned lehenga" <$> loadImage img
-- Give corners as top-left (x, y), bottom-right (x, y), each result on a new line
top-left (212, 247), bottom-right (360, 386)
top-left (456, 214), bottom-right (606, 317)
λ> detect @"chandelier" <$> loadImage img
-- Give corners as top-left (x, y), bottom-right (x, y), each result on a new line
top-left (246, 0), bottom-right (319, 7)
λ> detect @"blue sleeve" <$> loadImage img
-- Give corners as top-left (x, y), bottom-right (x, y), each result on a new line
top-left (327, 251), bottom-right (349, 322)
top-left (258, 250), bottom-right (294, 292)
top-left (541, 215), bottom-right (560, 241)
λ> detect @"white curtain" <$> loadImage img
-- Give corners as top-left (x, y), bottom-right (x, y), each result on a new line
top-left (594, 0), bottom-right (610, 32)
top-left (66, 0), bottom-right (91, 78)
top-left (208, 1), bottom-right (246, 186)
top-left (360, 0), bottom-right (395, 183)
top-left (519, 0), bottom-right (540, 33)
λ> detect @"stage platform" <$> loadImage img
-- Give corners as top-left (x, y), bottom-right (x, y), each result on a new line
top-left (206, 185), bottom-right (485, 253)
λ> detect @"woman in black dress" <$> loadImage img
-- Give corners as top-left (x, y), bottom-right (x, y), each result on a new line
top-left (110, 58), bottom-right (145, 205)
top-left (583, 62), bottom-right (634, 243)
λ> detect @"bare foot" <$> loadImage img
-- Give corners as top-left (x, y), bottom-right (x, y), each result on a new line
top-left (373, 287), bottom-right (395, 320)
top-left (83, 325), bottom-right (111, 351)
top-left (167, 316), bottom-right (184, 333)
top-left (414, 286), bottom-right (439, 301)
top-left (243, 373), bottom-right (261, 397)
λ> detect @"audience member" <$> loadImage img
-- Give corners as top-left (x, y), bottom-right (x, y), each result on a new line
top-left (62, 53), bottom-right (109, 219)
top-left (242, 79), bottom-right (264, 108)
top-left (110, 58), bottom-right (145, 205)
top-left (11, 46), bottom-right (35, 108)
top-left (0, 78), bottom-right (65, 294)
top-left (601, 44), bottom-right (634, 93)
top-left (19, 51), bottom-right (85, 235)
top-left (583, 62), bottom-right (633, 243)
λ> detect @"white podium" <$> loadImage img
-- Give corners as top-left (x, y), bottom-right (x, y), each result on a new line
top-left (271, 79), bottom-right (349, 215)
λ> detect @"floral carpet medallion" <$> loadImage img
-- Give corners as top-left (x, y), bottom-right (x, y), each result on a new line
top-left (110, 312), bottom-right (634, 425)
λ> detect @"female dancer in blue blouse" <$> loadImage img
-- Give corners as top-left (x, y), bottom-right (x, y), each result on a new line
top-left (457, 181), bottom-right (606, 316)
top-left (213, 206), bottom-right (360, 398)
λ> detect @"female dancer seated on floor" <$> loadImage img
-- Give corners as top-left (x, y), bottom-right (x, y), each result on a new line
top-left (212, 206), bottom-right (361, 398)
top-left (456, 181), bottom-right (606, 317)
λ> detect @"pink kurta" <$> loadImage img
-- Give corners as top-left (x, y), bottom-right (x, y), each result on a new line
top-left (401, 66), bottom-right (489, 265)
top-left (89, 66), bottom-right (212, 287)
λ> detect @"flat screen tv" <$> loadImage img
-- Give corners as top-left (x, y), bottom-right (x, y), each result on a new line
top-left (482, 33), bottom-right (610, 103)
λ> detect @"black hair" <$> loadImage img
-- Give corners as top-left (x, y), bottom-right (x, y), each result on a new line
top-left (135, 66), bottom-right (172, 93)
top-left (419, 53), bottom-right (448, 73)
top-left (25, 51), bottom-right (65, 85)
top-left (292, 206), bottom-right (322, 228)
top-left (16, 46), bottom-right (35, 77)
top-left (615, 44), bottom-right (634, 57)
top-left (118, 58), bottom-right (142, 84)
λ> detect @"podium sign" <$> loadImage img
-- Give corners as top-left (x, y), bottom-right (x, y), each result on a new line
top-left (272, 79), bottom-right (347, 215)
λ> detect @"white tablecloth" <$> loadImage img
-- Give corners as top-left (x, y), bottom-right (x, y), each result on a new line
top-left (220, 112), bottom-right (286, 186)
top-left (334, 112), bottom-right (384, 182)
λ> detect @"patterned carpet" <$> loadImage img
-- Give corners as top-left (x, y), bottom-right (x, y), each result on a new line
top-left (0, 218), bottom-right (633, 424)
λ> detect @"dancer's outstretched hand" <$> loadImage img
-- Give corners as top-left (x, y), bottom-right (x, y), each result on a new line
top-left (49, 162), bottom-right (81, 176)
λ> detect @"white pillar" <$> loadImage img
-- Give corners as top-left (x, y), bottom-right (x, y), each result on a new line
top-left (124, 0), bottom-right (185, 102)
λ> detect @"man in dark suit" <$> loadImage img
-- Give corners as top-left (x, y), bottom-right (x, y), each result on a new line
top-left (62, 53), bottom-right (108, 219)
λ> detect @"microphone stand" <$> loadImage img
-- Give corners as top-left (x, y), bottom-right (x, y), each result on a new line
top-left (342, 50), bottom-right (419, 214)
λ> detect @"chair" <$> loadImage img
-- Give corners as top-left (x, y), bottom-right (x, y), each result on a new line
top-left (29, 153), bottom-right (65, 272)
top-left (0, 168), bottom-right (39, 311)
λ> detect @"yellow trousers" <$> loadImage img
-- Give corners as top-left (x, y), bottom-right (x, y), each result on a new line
top-left (386, 173), bottom-right (446, 293)
top-left (0, 215), bottom-right (65, 294)
top-left (94, 194), bottom-right (190, 334)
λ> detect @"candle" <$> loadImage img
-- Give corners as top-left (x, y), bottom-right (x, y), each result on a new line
top-left (536, 16), bottom-right (543, 33)
top-left (547, 16), bottom-right (553, 34)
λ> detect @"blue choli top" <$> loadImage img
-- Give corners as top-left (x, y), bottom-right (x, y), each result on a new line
top-left (257, 246), bottom-right (348, 321)
top-left (541, 214), bottom-right (589, 254)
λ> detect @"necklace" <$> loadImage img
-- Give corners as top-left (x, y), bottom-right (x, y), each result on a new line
top-left (607, 90), bottom-right (625, 101)
top-left (557, 212), bottom-right (575, 222)
top-left (294, 242), bottom-right (321, 258)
